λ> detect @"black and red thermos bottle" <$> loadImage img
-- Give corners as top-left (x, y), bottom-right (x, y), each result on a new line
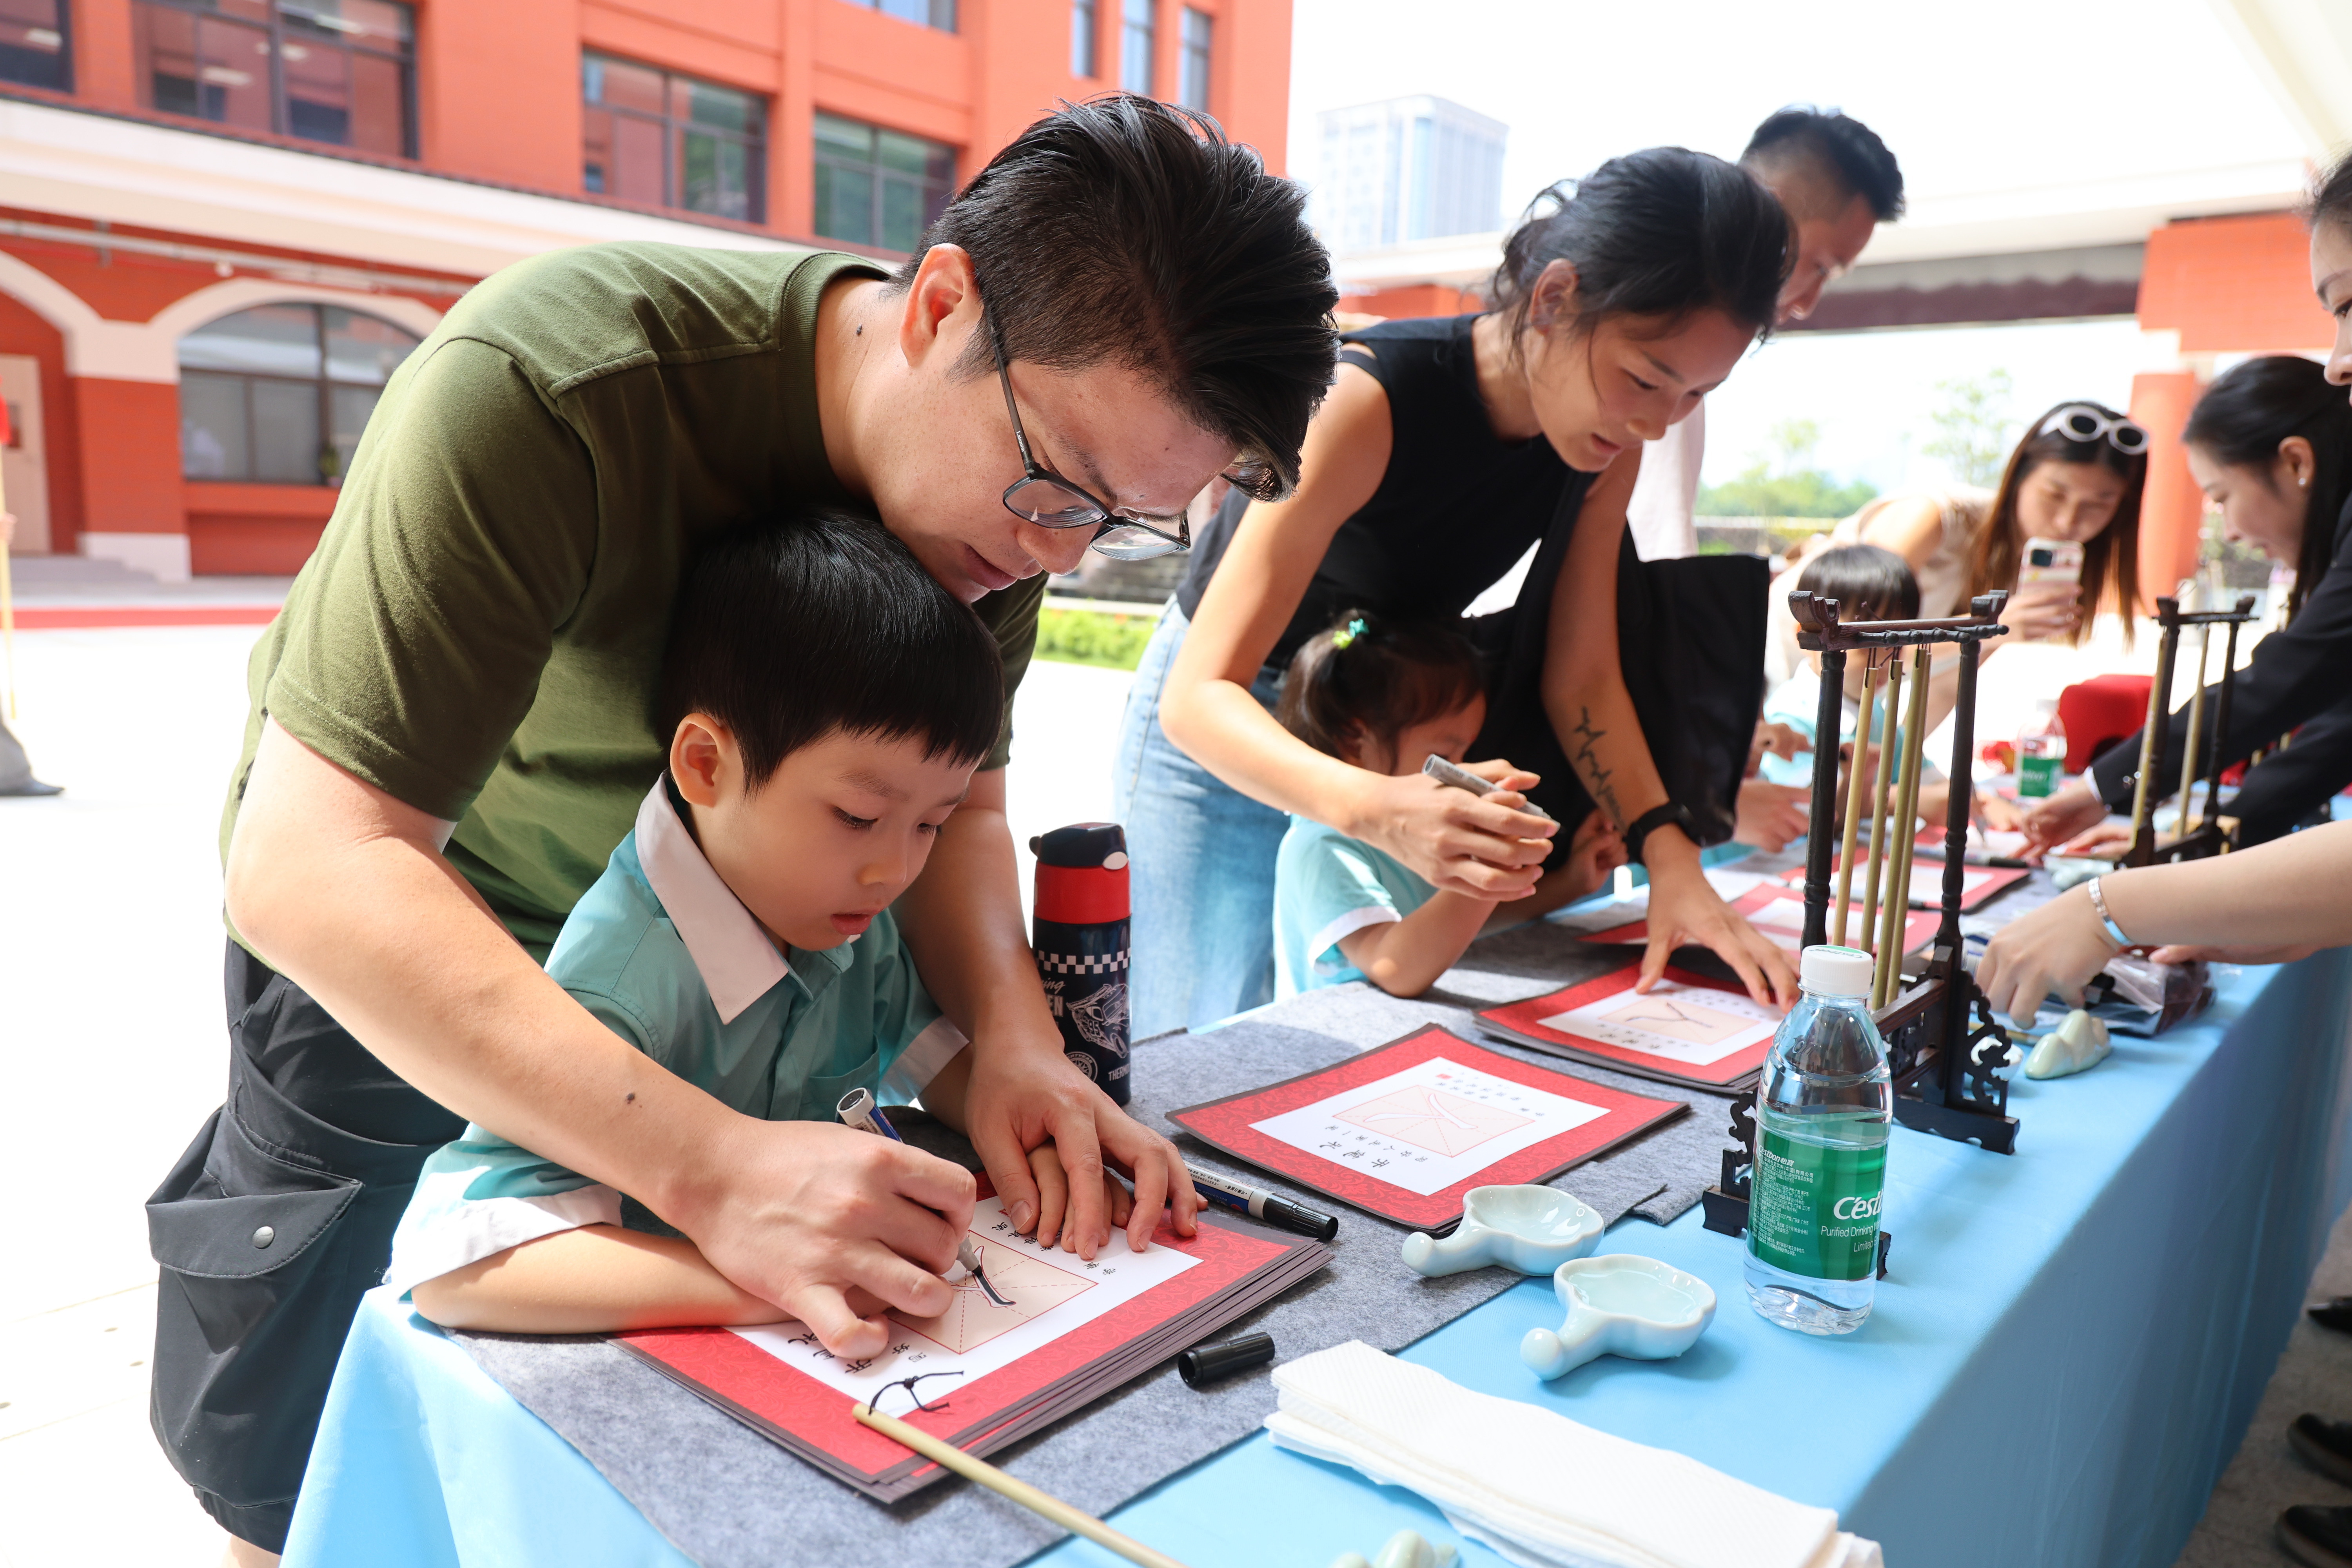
top-left (1031, 822), bottom-right (1131, 1105)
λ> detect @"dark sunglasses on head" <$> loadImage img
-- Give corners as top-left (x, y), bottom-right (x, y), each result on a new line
top-left (2038, 404), bottom-right (2149, 456)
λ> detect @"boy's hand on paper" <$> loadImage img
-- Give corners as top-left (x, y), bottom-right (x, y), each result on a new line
top-left (1357, 762), bottom-right (1554, 898)
top-left (691, 1119), bottom-right (974, 1360)
top-left (964, 1026), bottom-right (1199, 1261)
top-left (1024, 1140), bottom-right (1136, 1254)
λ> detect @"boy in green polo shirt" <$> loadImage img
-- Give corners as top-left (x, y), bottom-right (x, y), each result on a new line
top-left (386, 508), bottom-right (1145, 1336)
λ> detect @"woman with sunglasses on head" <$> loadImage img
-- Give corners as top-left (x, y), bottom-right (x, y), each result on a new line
top-left (1766, 401), bottom-right (2148, 712)
top-left (2025, 351), bottom-right (2352, 854)
top-left (1123, 147), bottom-right (1803, 1036)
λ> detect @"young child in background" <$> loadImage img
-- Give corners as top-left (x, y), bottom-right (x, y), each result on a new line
top-left (1757, 543), bottom-right (1973, 831)
top-left (387, 510), bottom-right (1152, 1347)
top-left (1270, 611), bottom-right (1623, 1000)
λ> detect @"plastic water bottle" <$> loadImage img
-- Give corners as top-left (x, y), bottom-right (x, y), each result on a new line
top-left (1744, 945), bottom-right (1893, 1335)
top-left (2016, 700), bottom-right (2066, 799)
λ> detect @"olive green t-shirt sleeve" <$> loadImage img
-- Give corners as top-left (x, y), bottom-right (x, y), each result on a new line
top-left (264, 336), bottom-right (597, 823)
top-left (975, 573), bottom-right (1044, 771)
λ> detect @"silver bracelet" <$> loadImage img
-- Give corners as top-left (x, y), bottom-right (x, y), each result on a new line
top-left (2087, 876), bottom-right (2132, 949)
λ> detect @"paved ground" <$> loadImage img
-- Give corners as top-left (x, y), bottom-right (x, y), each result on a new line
top-left (0, 611), bottom-right (2332, 1567)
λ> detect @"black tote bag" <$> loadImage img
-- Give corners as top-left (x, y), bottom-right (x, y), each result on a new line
top-left (1466, 503), bottom-right (1767, 847)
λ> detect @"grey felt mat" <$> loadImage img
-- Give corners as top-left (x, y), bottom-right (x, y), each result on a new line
top-left (443, 905), bottom-right (1860, 1568)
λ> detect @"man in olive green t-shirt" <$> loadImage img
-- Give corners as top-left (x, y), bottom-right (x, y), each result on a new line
top-left (152, 96), bottom-right (1336, 1560)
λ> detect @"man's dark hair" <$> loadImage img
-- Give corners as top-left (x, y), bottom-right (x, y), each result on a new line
top-left (1796, 543), bottom-right (1920, 624)
top-left (656, 509), bottom-right (1004, 786)
top-left (897, 93), bottom-right (1337, 503)
top-left (1277, 609), bottom-right (1485, 766)
top-left (2185, 356), bottom-right (2352, 619)
top-left (1742, 107), bottom-right (1905, 223)
top-left (1487, 147), bottom-right (1789, 348)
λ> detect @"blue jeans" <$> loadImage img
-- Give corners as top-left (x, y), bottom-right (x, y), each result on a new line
top-left (1112, 604), bottom-right (1290, 1038)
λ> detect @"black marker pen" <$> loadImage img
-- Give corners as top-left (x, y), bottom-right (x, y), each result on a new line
top-left (1184, 1163), bottom-right (1338, 1243)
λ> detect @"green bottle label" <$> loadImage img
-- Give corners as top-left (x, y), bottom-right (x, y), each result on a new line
top-left (2017, 753), bottom-right (2062, 797)
top-left (1748, 1126), bottom-right (1886, 1282)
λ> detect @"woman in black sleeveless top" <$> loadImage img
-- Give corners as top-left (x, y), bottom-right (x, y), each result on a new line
top-left (1113, 149), bottom-right (1799, 1035)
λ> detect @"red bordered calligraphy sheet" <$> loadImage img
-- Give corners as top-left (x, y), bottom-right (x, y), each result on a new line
top-left (1166, 1026), bottom-right (1684, 1229)
top-left (1779, 860), bottom-right (2027, 911)
top-left (1478, 964), bottom-right (1786, 1091)
top-left (614, 1180), bottom-right (1319, 1501)
top-left (1578, 884), bottom-right (1942, 958)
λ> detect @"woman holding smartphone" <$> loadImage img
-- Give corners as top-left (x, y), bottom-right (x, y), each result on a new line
top-left (2027, 350), bottom-right (2352, 851)
top-left (1766, 400), bottom-right (2148, 695)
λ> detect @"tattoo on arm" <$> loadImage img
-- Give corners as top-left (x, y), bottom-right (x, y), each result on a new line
top-left (1569, 707), bottom-right (1624, 828)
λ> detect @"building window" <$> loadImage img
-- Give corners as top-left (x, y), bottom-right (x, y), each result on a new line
top-left (133, 0), bottom-right (416, 160)
top-left (1178, 7), bottom-right (1209, 110)
top-left (1071, 0), bottom-right (1096, 78)
top-left (583, 55), bottom-right (766, 224)
top-left (813, 113), bottom-right (955, 255)
top-left (0, 0), bottom-right (70, 92)
top-left (840, 0), bottom-right (956, 31)
top-left (178, 303), bottom-right (420, 485)
top-left (1119, 0), bottom-right (1153, 95)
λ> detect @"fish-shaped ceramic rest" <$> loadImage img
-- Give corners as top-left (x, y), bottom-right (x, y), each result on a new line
top-left (1329, 1528), bottom-right (1458, 1568)
top-left (1400, 1185), bottom-right (1604, 1278)
top-left (1520, 1254), bottom-right (1717, 1379)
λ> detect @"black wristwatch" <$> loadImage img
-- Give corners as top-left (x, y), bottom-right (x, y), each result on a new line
top-left (1623, 801), bottom-right (1695, 866)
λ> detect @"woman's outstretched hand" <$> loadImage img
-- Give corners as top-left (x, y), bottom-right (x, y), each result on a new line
top-left (1636, 834), bottom-right (1798, 1010)
top-left (2022, 779), bottom-right (2109, 857)
top-left (1353, 760), bottom-right (1557, 898)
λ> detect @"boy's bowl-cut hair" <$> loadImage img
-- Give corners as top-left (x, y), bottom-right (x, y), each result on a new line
top-left (1796, 543), bottom-right (1920, 624)
top-left (657, 509), bottom-right (1005, 786)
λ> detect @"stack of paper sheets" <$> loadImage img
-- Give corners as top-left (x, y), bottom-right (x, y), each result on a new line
top-left (1267, 1341), bottom-right (1882, 1568)
top-left (618, 1196), bottom-right (1328, 1501)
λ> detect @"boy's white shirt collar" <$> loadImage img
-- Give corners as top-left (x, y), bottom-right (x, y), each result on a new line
top-left (633, 780), bottom-right (793, 1024)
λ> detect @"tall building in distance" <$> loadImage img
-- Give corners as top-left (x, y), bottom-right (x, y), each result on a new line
top-left (1311, 94), bottom-right (1505, 254)
top-left (0, 0), bottom-right (1292, 579)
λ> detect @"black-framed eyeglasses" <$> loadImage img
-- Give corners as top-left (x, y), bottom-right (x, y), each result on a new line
top-left (988, 313), bottom-right (1192, 562)
top-left (2038, 404), bottom-right (2149, 456)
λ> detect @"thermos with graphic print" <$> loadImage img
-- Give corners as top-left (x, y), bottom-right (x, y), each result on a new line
top-left (1031, 822), bottom-right (1131, 1105)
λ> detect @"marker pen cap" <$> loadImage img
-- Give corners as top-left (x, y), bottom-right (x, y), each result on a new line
top-left (1267, 1196), bottom-right (1340, 1244)
top-left (1176, 1332), bottom-right (1275, 1388)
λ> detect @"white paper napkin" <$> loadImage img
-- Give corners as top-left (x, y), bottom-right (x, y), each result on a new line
top-left (1266, 1341), bottom-right (1881, 1568)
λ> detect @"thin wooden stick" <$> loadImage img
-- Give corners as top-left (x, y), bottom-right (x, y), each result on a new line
top-left (1876, 648), bottom-right (1932, 1008)
top-left (2178, 624), bottom-right (2211, 838)
top-left (1858, 652), bottom-right (1902, 965)
top-left (853, 1403), bottom-right (1197, 1568)
top-left (1832, 661), bottom-right (1880, 948)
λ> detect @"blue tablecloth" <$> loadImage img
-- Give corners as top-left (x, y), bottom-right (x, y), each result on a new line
top-left (285, 950), bottom-right (2352, 1568)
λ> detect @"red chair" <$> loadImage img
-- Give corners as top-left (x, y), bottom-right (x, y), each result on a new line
top-left (2058, 675), bottom-right (2153, 775)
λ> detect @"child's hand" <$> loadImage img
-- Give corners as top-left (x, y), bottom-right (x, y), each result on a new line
top-left (1550, 809), bottom-right (1625, 901)
top-left (1747, 720), bottom-right (1805, 776)
top-left (1023, 1140), bottom-right (1139, 1252)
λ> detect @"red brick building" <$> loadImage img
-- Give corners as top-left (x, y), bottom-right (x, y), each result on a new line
top-left (0, 0), bottom-right (1293, 578)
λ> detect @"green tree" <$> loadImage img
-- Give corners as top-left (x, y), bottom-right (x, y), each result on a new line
top-left (1695, 417), bottom-right (1878, 519)
top-left (1922, 370), bottom-right (2016, 488)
